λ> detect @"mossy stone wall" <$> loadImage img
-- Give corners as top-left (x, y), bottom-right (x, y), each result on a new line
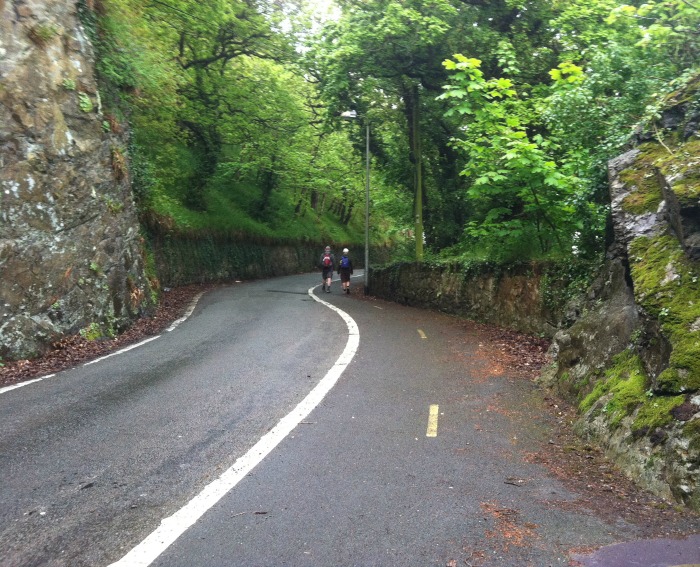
top-left (150, 234), bottom-right (322, 286)
top-left (369, 261), bottom-right (568, 337)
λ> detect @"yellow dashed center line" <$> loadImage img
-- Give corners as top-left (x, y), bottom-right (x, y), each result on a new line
top-left (426, 404), bottom-right (439, 437)
top-left (417, 329), bottom-right (427, 339)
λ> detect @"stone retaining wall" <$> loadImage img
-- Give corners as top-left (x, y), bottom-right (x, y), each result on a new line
top-left (369, 261), bottom-right (562, 337)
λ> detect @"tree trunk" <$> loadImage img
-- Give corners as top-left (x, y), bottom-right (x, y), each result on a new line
top-left (405, 83), bottom-right (424, 262)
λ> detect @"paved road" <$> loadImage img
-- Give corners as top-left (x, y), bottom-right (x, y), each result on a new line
top-left (1, 273), bottom-right (698, 566)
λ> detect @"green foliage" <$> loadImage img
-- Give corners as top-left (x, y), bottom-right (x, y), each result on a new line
top-left (540, 0), bottom-right (700, 246)
top-left (79, 322), bottom-right (102, 341)
top-left (88, 0), bottom-right (699, 269)
top-left (28, 23), bottom-right (58, 47)
top-left (88, 0), bottom-right (379, 249)
top-left (78, 92), bottom-right (94, 113)
top-left (440, 55), bottom-right (582, 258)
top-left (62, 79), bottom-right (76, 91)
top-left (434, 0), bottom-right (699, 263)
top-left (539, 258), bottom-right (599, 314)
top-left (309, 0), bottom-right (473, 260)
top-left (80, 0), bottom-right (172, 99)
top-left (606, 1), bottom-right (700, 71)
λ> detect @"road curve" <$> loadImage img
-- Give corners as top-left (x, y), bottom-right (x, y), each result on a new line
top-left (1, 272), bottom-right (698, 567)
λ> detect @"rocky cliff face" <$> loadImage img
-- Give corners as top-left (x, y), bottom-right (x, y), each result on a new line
top-left (0, 0), bottom-right (152, 360)
top-left (543, 78), bottom-right (700, 510)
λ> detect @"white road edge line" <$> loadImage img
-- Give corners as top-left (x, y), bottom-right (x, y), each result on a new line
top-left (106, 284), bottom-right (360, 567)
top-left (166, 292), bottom-right (204, 332)
top-left (83, 336), bottom-right (162, 367)
top-left (1, 292), bottom-right (206, 395)
top-left (0, 375), bottom-right (53, 395)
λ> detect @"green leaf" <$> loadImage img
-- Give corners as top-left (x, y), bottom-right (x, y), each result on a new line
top-left (443, 59), bottom-right (457, 70)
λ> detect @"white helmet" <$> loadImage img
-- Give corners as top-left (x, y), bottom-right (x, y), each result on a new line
top-left (343, 248), bottom-right (349, 254)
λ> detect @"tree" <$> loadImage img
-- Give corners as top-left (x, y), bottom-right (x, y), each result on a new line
top-left (310, 0), bottom-right (463, 261)
top-left (92, 0), bottom-right (369, 242)
top-left (309, 0), bottom-right (570, 259)
top-left (439, 55), bottom-right (581, 257)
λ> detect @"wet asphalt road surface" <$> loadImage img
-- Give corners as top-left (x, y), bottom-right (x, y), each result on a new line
top-left (1, 272), bottom-right (698, 566)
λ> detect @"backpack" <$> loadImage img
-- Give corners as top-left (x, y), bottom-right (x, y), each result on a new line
top-left (340, 256), bottom-right (350, 269)
top-left (322, 253), bottom-right (332, 267)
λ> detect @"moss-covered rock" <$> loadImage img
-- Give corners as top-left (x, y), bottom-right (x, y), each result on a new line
top-left (619, 161), bottom-right (664, 215)
top-left (539, 256), bottom-right (640, 401)
top-left (579, 351), bottom-right (647, 425)
top-left (549, 73), bottom-right (700, 510)
top-left (632, 393), bottom-right (686, 432)
top-left (629, 235), bottom-right (700, 393)
top-left (577, 348), bottom-right (687, 433)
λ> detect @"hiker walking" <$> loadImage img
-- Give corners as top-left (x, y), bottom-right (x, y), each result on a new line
top-left (337, 248), bottom-right (353, 294)
top-left (319, 245), bottom-right (335, 293)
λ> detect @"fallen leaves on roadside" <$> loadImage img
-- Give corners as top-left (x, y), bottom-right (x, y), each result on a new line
top-left (471, 323), bottom-right (550, 379)
top-left (527, 401), bottom-right (700, 538)
top-left (0, 284), bottom-right (214, 388)
top-left (481, 501), bottom-right (539, 551)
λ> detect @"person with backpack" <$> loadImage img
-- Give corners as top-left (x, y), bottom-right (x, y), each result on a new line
top-left (319, 245), bottom-right (335, 293)
top-left (337, 248), bottom-right (353, 294)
